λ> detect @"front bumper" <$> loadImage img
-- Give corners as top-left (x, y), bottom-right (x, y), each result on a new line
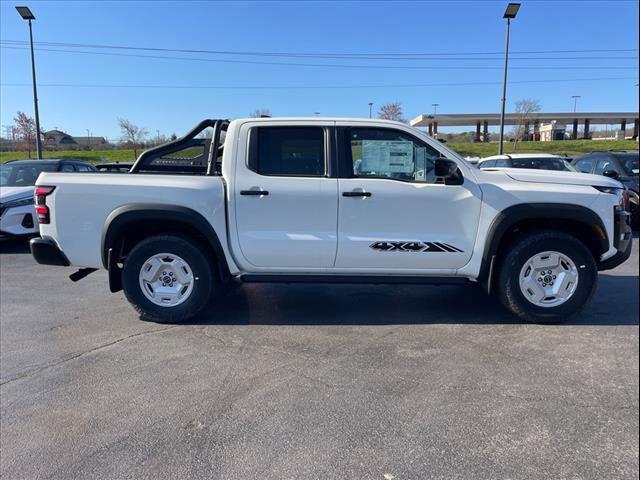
top-left (0, 204), bottom-right (38, 237)
top-left (30, 237), bottom-right (70, 266)
top-left (598, 210), bottom-right (633, 271)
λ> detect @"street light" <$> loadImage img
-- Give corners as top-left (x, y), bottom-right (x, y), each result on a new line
top-left (571, 95), bottom-right (581, 113)
top-left (16, 6), bottom-right (43, 159)
top-left (368, 102), bottom-right (373, 118)
top-left (432, 103), bottom-right (439, 115)
top-left (498, 2), bottom-right (521, 155)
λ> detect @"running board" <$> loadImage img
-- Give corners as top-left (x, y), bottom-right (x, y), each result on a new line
top-left (239, 274), bottom-right (469, 285)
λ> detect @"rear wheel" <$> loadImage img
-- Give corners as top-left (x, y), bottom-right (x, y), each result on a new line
top-left (122, 235), bottom-right (215, 323)
top-left (497, 231), bottom-right (598, 323)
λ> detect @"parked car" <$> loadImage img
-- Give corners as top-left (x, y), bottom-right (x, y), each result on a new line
top-left (0, 159), bottom-right (96, 238)
top-left (30, 118), bottom-right (632, 324)
top-left (572, 151), bottom-right (639, 227)
top-left (478, 153), bottom-right (577, 172)
top-left (95, 162), bottom-right (133, 173)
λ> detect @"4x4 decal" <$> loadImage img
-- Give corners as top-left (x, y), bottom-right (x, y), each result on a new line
top-left (370, 241), bottom-right (463, 253)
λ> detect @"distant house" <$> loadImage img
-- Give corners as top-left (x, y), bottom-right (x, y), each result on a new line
top-left (43, 130), bottom-right (109, 150)
top-left (72, 136), bottom-right (108, 148)
top-left (43, 130), bottom-right (77, 149)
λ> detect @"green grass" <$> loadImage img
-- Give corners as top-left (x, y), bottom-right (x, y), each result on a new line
top-left (446, 139), bottom-right (638, 158)
top-left (0, 149), bottom-right (138, 164)
top-left (1, 139), bottom-right (637, 164)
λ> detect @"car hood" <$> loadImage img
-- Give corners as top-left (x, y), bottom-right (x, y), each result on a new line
top-left (492, 168), bottom-right (624, 188)
top-left (0, 186), bottom-right (34, 203)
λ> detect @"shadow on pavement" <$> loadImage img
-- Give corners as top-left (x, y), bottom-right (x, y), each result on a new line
top-left (177, 273), bottom-right (638, 327)
top-left (0, 238), bottom-right (31, 254)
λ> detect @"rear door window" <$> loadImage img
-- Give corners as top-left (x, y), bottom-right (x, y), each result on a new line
top-left (248, 127), bottom-right (325, 177)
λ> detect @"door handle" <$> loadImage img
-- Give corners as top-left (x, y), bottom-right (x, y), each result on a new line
top-left (342, 190), bottom-right (372, 197)
top-left (240, 189), bottom-right (269, 196)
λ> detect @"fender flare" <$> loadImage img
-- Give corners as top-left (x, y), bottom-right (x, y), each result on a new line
top-left (478, 203), bottom-right (609, 293)
top-left (101, 203), bottom-right (230, 274)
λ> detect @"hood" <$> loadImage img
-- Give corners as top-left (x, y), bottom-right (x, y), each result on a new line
top-left (490, 168), bottom-right (624, 188)
top-left (0, 186), bottom-right (35, 203)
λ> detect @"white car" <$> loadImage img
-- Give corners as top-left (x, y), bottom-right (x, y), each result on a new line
top-left (477, 153), bottom-right (576, 172)
top-left (30, 118), bottom-right (633, 323)
top-left (0, 159), bottom-right (96, 238)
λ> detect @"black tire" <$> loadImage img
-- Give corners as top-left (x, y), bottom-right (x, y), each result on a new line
top-left (122, 235), bottom-right (215, 323)
top-left (497, 231), bottom-right (598, 323)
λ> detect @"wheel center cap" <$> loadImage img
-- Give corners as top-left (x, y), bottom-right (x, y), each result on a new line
top-left (543, 274), bottom-right (553, 283)
top-left (162, 275), bottom-right (172, 283)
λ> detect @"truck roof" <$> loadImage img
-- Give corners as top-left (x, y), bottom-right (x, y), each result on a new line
top-left (233, 117), bottom-right (411, 127)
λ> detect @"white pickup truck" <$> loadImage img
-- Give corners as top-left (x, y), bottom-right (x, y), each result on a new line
top-left (30, 118), bottom-right (633, 323)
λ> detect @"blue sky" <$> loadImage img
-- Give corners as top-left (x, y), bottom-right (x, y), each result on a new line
top-left (1, 0), bottom-right (638, 140)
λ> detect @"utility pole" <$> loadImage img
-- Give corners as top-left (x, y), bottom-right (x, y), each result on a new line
top-left (156, 129), bottom-right (161, 144)
top-left (499, 3), bottom-right (521, 155)
top-left (16, 7), bottom-right (43, 159)
top-left (86, 129), bottom-right (91, 149)
top-left (432, 103), bottom-right (439, 116)
top-left (571, 95), bottom-right (581, 113)
top-left (368, 102), bottom-right (373, 118)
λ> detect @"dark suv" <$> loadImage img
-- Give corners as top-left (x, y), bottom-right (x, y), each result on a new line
top-left (573, 151), bottom-right (639, 227)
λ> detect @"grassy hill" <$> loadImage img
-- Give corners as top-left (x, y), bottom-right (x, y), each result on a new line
top-left (447, 139), bottom-right (638, 158)
top-left (1, 139), bottom-right (637, 164)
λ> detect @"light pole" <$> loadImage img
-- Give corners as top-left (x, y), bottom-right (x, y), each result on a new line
top-left (368, 102), bottom-right (373, 118)
top-left (498, 2), bottom-right (520, 155)
top-left (86, 129), bottom-right (91, 149)
top-left (571, 95), bottom-right (581, 113)
top-left (16, 6), bottom-right (42, 160)
top-left (432, 103), bottom-right (439, 115)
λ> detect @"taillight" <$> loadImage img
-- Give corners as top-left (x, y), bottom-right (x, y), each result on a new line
top-left (34, 186), bottom-right (55, 224)
top-left (621, 189), bottom-right (630, 211)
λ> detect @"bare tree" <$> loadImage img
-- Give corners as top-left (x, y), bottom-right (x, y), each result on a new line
top-left (118, 118), bottom-right (148, 158)
top-left (511, 99), bottom-right (541, 151)
top-left (250, 108), bottom-right (271, 118)
top-left (377, 102), bottom-right (405, 122)
top-left (13, 111), bottom-right (37, 158)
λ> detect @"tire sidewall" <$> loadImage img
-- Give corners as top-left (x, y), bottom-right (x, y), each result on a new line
top-left (501, 234), bottom-right (597, 321)
top-left (122, 236), bottom-right (214, 322)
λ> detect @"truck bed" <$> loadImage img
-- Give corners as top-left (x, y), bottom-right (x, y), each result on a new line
top-left (37, 172), bottom-right (227, 268)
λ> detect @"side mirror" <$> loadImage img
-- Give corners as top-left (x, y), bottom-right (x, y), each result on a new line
top-left (435, 158), bottom-right (458, 178)
top-left (602, 169), bottom-right (619, 179)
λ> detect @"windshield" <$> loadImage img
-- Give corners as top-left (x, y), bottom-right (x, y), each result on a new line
top-left (612, 153), bottom-right (639, 176)
top-left (511, 157), bottom-right (577, 172)
top-left (0, 162), bottom-right (58, 187)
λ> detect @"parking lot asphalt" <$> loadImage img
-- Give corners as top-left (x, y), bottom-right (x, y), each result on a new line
top-left (0, 238), bottom-right (638, 480)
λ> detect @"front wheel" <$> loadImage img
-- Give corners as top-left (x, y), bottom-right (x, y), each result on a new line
top-left (497, 231), bottom-right (598, 323)
top-left (122, 235), bottom-right (215, 323)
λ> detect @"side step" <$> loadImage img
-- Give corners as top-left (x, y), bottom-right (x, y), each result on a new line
top-left (239, 274), bottom-right (469, 285)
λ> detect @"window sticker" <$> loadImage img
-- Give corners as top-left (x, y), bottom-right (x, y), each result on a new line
top-left (360, 140), bottom-right (414, 174)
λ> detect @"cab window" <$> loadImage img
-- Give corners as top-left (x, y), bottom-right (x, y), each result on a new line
top-left (346, 128), bottom-right (441, 183)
